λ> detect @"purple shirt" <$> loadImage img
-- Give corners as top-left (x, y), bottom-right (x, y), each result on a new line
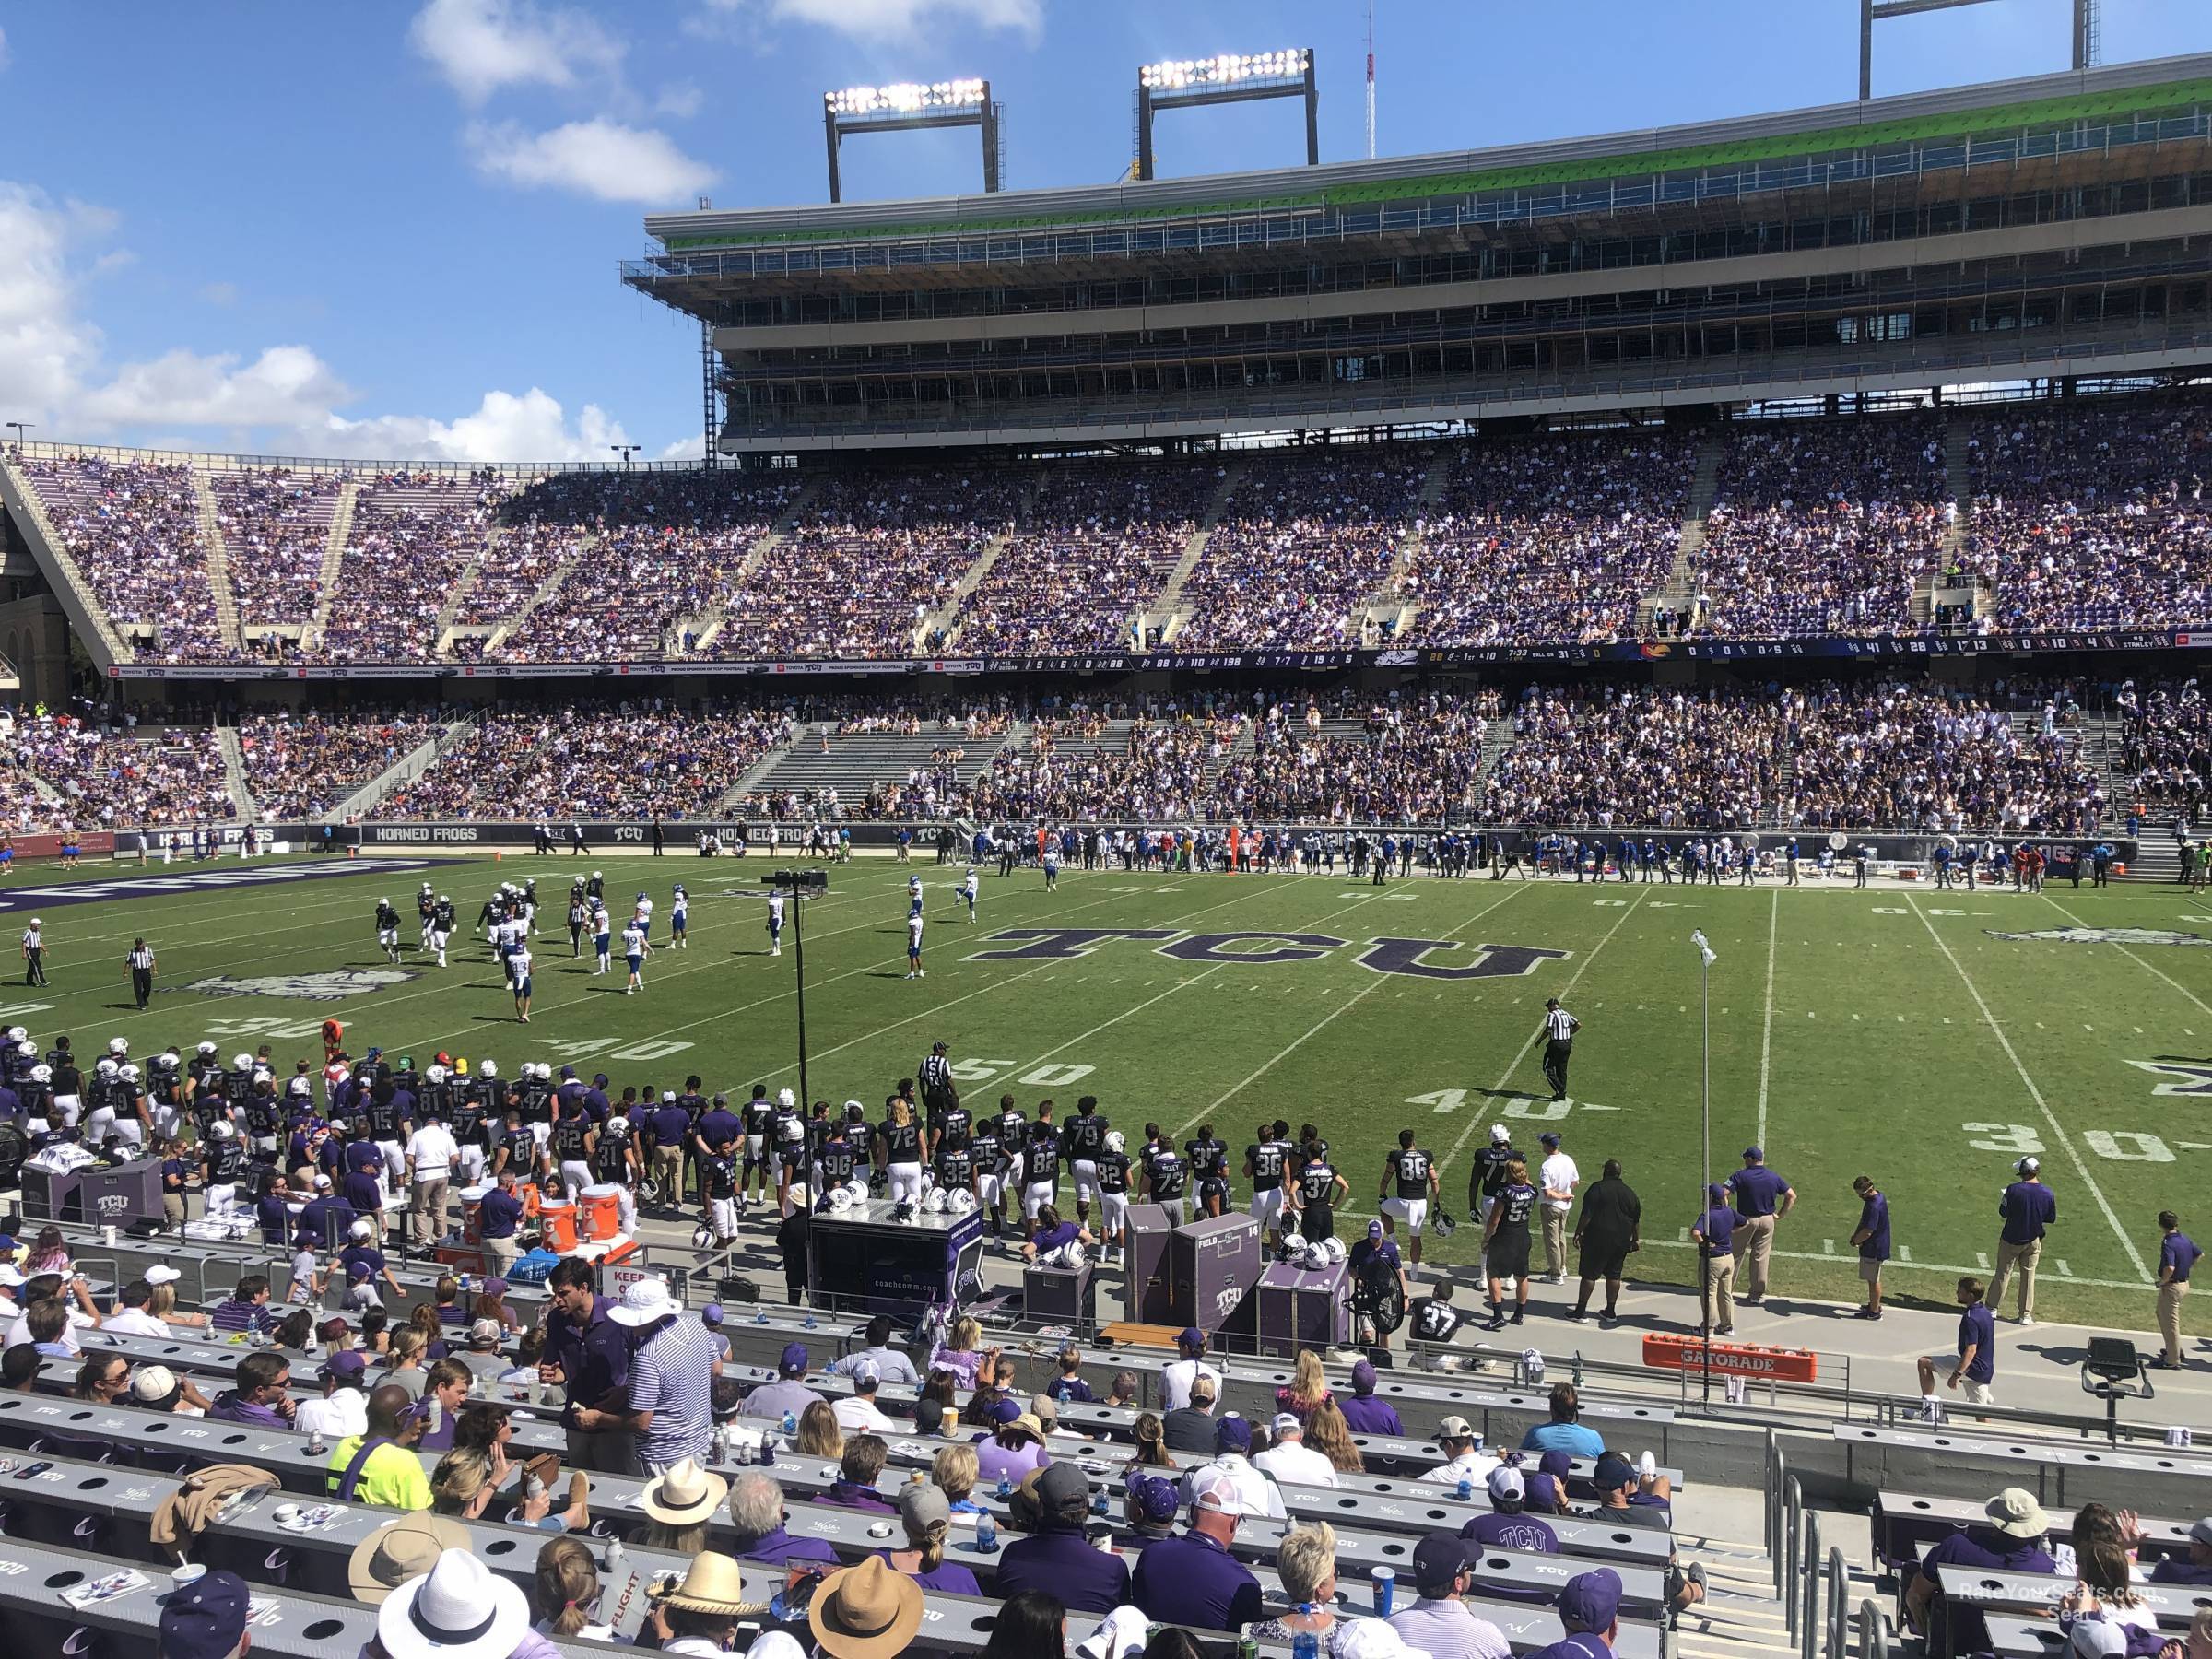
top-left (1131, 1529), bottom-right (1263, 1631)
top-left (341, 1171), bottom-right (383, 1216)
top-left (477, 1187), bottom-right (524, 1239)
top-left (544, 1293), bottom-right (629, 1418)
top-left (1998, 1181), bottom-right (2056, 1243)
top-left (972, 1432), bottom-right (1050, 1489)
top-left (1463, 1511), bottom-right (1559, 1553)
top-left (737, 1525), bottom-right (838, 1568)
top-left (998, 1527), bottom-right (1133, 1617)
top-left (1918, 1530), bottom-right (2055, 1651)
top-left (1855, 1192), bottom-right (1891, 1261)
top-left (821, 1478), bottom-right (895, 1513)
top-left (1957, 1302), bottom-right (1996, 1382)
top-left (1727, 1165), bottom-right (1790, 1218)
top-left (2160, 1231), bottom-right (2201, 1282)
top-left (875, 1551), bottom-right (981, 1594)
top-left (208, 1392), bottom-right (288, 1428)
top-left (1338, 1393), bottom-right (1405, 1436)
top-left (740, 1379), bottom-right (824, 1422)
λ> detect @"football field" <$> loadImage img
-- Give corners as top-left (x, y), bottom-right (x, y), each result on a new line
top-left (6, 849), bottom-right (2207, 1336)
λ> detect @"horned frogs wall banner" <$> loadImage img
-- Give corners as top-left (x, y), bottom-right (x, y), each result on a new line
top-left (1986, 927), bottom-right (2212, 947)
top-left (174, 969), bottom-right (419, 1002)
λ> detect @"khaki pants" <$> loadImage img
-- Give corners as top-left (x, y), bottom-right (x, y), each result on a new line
top-left (1700, 1252), bottom-right (1736, 1335)
top-left (409, 1177), bottom-right (450, 1249)
top-left (2158, 1280), bottom-right (2188, 1365)
top-left (1732, 1215), bottom-right (1776, 1300)
top-left (1989, 1237), bottom-right (2042, 1320)
top-left (483, 1233), bottom-right (520, 1277)
top-left (653, 1145), bottom-right (685, 1205)
top-left (1543, 1209), bottom-right (1570, 1278)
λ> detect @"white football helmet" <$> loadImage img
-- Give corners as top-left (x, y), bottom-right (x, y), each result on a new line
top-left (108, 1038), bottom-right (128, 1056)
top-left (780, 1115), bottom-right (806, 1143)
top-left (827, 1186), bottom-right (853, 1213)
top-left (119, 1064), bottom-right (140, 1082)
top-left (5, 1027), bottom-right (23, 1043)
top-left (844, 1178), bottom-right (871, 1206)
top-left (944, 1188), bottom-right (976, 1216)
top-left (776, 1088), bottom-right (795, 1109)
top-left (234, 1054), bottom-right (253, 1071)
top-left (426, 1065), bottom-right (446, 1084)
top-left (96, 1059), bottom-right (118, 1078)
top-left (29, 1065), bottom-right (51, 1084)
top-left (197, 1041), bottom-right (218, 1056)
top-left (14, 1041), bottom-right (31, 1061)
top-left (480, 1060), bottom-right (499, 1078)
top-left (924, 1189), bottom-right (947, 1214)
top-left (1104, 1130), bottom-right (1124, 1154)
top-left (288, 1077), bottom-right (311, 1096)
top-left (1320, 1236), bottom-right (1347, 1265)
top-left (209, 1119), bottom-right (236, 1140)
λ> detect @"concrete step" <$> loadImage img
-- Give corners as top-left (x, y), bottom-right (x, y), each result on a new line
top-left (0, 457), bottom-right (134, 665)
top-left (310, 481), bottom-right (359, 651)
top-left (215, 724), bottom-right (256, 820)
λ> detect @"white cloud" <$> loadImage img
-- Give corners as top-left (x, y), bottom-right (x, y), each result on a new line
top-left (701, 0), bottom-right (1041, 41)
top-left (0, 181), bottom-right (639, 465)
top-left (465, 118), bottom-right (716, 205)
top-left (407, 0), bottom-right (623, 104)
top-left (317, 389), bottom-right (631, 464)
top-left (657, 433), bottom-right (708, 462)
top-left (654, 82), bottom-right (704, 120)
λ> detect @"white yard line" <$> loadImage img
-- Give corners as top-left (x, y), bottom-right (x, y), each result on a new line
top-left (1435, 883), bottom-right (1651, 1183)
top-left (2039, 894), bottom-right (2212, 1018)
top-left (1907, 895), bottom-right (2150, 1280)
top-left (1758, 887), bottom-right (1778, 1153)
top-left (1172, 881), bottom-right (1535, 1136)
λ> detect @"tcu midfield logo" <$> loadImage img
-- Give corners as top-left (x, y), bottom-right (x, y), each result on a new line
top-left (176, 969), bottom-right (419, 1003)
top-left (962, 927), bottom-right (1568, 980)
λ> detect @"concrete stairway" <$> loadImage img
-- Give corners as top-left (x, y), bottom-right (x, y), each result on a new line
top-left (1637, 427), bottom-right (1725, 631)
top-left (191, 475), bottom-right (247, 653)
top-left (433, 543), bottom-right (494, 656)
top-left (1352, 447), bottom-right (1451, 643)
top-left (308, 482), bottom-right (359, 651)
top-left (332, 718), bottom-right (474, 821)
top-left (683, 480), bottom-right (821, 657)
top-left (1142, 462), bottom-right (1244, 646)
top-left (715, 726), bottom-right (809, 810)
top-left (215, 724), bottom-right (256, 820)
top-left (0, 457), bottom-right (134, 665)
top-left (1909, 415), bottom-right (1994, 629)
top-left (488, 536), bottom-right (591, 654)
top-left (920, 479), bottom-right (1037, 653)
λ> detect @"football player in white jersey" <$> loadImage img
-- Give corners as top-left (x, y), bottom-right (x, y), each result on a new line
top-left (766, 891), bottom-right (785, 957)
top-left (622, 921), bottom-right (651, 994)
top-left (669, 885), bottom-right (688, 949)
top-left (509, 943), bottom-right (535, 1022)
top-left (959, 868), bottom-right (978, 921)
top-left (905, 912), bottom-right (924, 980)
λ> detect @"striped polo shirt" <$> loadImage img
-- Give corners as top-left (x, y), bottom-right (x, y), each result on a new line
top-left (629, 1314), bottom-right (715, 1470)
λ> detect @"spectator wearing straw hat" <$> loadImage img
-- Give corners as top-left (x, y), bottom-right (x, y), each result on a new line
top-left (808, 1557), bottom-right (924, 1659)
top-left (1903, 1488), bottom-right (2056, 1653)
top-left (158, 1566), bottom-right (252, 1659)
top-left (639, 1551), bottom-right (762, 1657)
top-left (348, 1513), bottom-right (472, 1606)
top-left (375, 1548), bottom-right (555, 1659)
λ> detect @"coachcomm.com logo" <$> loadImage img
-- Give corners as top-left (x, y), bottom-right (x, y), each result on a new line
top-left (172, 969), bottom-right (419, 1002)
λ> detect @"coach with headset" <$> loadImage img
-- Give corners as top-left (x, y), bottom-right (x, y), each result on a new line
top-left (1989, 1157), bottom-right (2056, 1328)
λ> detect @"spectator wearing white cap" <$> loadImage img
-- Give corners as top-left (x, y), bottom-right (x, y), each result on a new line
top-left (1422, 1415), bottom-right (1500, 1488)
top-left (296, 1349), bottom-right (371, 1440)
top-left (1991, 1156), bottom-right (2057, 1326)
top-left (1253, 1412), bottom-right (1339, 1488)
top-left (458, 1318), bottom-right (512, 1390)
top-left (1132, 1463), bottom-right (1265, 1632)
top-left (830, 1359), bottom-right (900, 1434)
top-left (1462, 1464), bottom-right (1559, 1554)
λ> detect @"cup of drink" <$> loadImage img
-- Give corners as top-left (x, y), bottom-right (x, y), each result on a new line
top-left (1371, 1567), bottom-right (1394, 1617)
top-left (941, 1407), bottom-right (959, 1436)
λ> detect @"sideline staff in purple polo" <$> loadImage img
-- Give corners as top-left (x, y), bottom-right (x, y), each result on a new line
top-left (1521, 1567), bottom-right (1626, 1659)
top-left (1724, 1147), bottom-right (1794, 1304)
top-left (540, 1256), bottom-right (634, 1473)
top-left (1989, 1156), bottom-right (2057, 1327)
top-left (1337, 1357), bottom-right (1405, 1435)
top-left (1131, 1464), bottom-right (1265, 1632)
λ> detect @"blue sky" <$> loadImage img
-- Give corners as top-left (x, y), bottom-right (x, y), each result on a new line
top-left (2, 0), bottom-right (2207, 464)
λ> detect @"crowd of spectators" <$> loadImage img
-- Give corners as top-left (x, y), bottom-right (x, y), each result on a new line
top-left (372, 700), bottom-right (794, 820)
top-left (1213, 692), bottom-right (1499, 822)
top-left (237, 709), bottom-right (445, 821)
top-left (723, 472), bottom-right (1023, 660)
top-left (954, 461), bottom-right (1219, 653)
top-left (1963, 396), bottom-right (2212, 632)
top-left (1173, 449), bottom-right (1429, 649)
top-left (1697, 414), bottom-right (1950, 639)
top-left (18, 456), bottom-right (229, 662)
top-left (969, 715), bottom-right (1242, 823)
top-left (1400, 429), bottom-right (1696, 645)
top-left (1783, 681), bottom-right (2105, 832)
top-left (8, 711), bottom-right (234, 828)
top-left (2118, 678), bottom-right (2212, 807)
top-left (318, 472), bottom-right (521, 661)
top-left (1484, 687), bottom-right (1790, 829)
top-left (209, 467), bottom-right (345, 630)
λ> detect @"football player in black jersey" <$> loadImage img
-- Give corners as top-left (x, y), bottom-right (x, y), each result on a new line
top-left (1095, 1129), bottom-right (1132, 1265)
top-left (1379, 1128), bottom-right (1441, 1266)
top-left (1143, 1135), bottom-right (1190, 1229)
top-left (1470, 1123), bottom-right (1523, 1280)
top-left (1481, 1159), bottom-right (1540, 1329)
top-left (1186, 1123), bottom-right (1230, 1218)
top-left (1243, 1123), bottom-right (1289, 1249)
top-left (1018, 1101), bottom-right (1060, 1241)
top-left (740, 1084), bottom-right (775, 1207)
top-left (968, 1116), bottom-right (1006, 1237)
top-left (1063, 1095), bottom-right (1109, 1230)
top-left (1290, 1139), bottom-right (1347, 1245)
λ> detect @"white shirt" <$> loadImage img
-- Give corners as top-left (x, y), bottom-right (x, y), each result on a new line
top-left (621, 925), bottom-right (646, 957)
top-left (768, 896), bottom-right (785, 924)
top-left (406, 1124), bottom-right (460, 1181)
top-left (101, 1308), bottom-right (171, 1339)
top-left (4, 1306), bottom-right (93, 1352)
top-left (908, 916), bottom-right (924, 947)
top-left (1187, 1453), bottom-right (1285, 1519)
top-left (1252, 1440), bottom-right (1339, 1488)
top-left (830, 1394), bottom-right (900, 1434)
top-left (1160, 1358), bottom-right (1224, 1412)
top-left (1540, 1152), bottom-right (1581, 1214)
top-left (295, 1388), bottom-right (369, 1440)
top-left (1422, 1448), bottom-right (1503, 1487)
top-left (509, 950), bottom-right (533, 986)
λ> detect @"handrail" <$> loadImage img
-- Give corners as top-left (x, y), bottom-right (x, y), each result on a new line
top-left (1858, 1599), bottom-right (1888, 1659)
top-left (1801, 1510), bottom-right (1824, 1659)
top-left (1825, 1547), bottom-right (1849, 1659)
top-left (1785, 1477), bottom-right (1805, 1639)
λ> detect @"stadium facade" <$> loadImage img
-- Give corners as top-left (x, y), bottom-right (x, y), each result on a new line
top-left (631, 55), bottom-right (2212, 454)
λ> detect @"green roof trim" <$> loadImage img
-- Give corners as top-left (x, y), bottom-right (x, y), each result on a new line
top-left (653, 76), bottom-right (2212, 254)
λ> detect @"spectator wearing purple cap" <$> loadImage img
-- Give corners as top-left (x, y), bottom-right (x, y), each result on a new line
top-left (1463, 1464), bottom-right (1559, 1554)
top-left (158, 1566), bottom-right (252, 1659)
top-left (1194, 1415), bottom-right (1286, 1518)
top-left (1390, 1532), bottom-right (1512, 1659)
top-left (1338, 1358), bottom-right (1405, 1436)
top-left (999, 1461), bottom-right (1131, 1615)
top-left (1161, 1324), bottom-right (1222, 1412)
top-left (1519, 1567), bottom-right (1625, 1659)
top-left (1124, 1470), bottom-right (1180, 1541)
top-left (296, 1347), bottom-right (370, 1440)
top-left (1525, 1450), bottom-right (1575, 1513)
top-left (1726, 1147), bottom-right (1795, 1306)
top-left (741, 1342), bottom-right (825, 1425)
top-left (698, 1303), bottom-right (729, 1375)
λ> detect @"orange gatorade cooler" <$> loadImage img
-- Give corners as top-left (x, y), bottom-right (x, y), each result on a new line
top-left (539, 1198), bottom-right (579, 1253)
top-left (579, 1184), bottom-right (624, 1242)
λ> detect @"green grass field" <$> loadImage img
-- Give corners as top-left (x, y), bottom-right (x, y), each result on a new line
top-left (8, 850), bottom-right (2208, 1336)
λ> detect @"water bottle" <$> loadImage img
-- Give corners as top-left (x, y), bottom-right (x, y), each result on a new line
top-left (754, 1309), bottom-right (769, 1325)
top-left (804, 1312), bottom-right (816, 1330)
top-left (458, 1273), bottom-right (469, 1297)
top-left (1091, 1485), bottom-right (1109, 1518)
top-left (1456, 1475), bottom-right (1473, 1502)
top-left (782, 1409), bottom-right (797, 1436)
top-left (1292, 1621), bottom-right (1321, 1659)
top-left (712, 1425), bottom-right (729, 1466)
top-left (995, 1474), bottom-right (1011, 1500)
top-left (604, 1538), bottom-right (625, 1576)
top-left (974, 1510), bottom-right (997, 1553)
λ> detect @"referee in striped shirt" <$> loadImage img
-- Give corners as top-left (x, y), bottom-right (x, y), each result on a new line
top-left (126, 937), bottom-right (157, 1010)
top-left (919, 1041), bottom-right (958, 1128)
top-left (1541, 999), bottom-right (1580, 1102)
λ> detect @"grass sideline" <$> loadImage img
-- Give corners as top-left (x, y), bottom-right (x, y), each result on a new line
top-left (3, 849), bottom-right (2206, 1336)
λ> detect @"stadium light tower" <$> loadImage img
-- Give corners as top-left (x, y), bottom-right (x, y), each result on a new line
top-left (1859, 0), bottom-right (2096, 100)
top-left (822, 79), bottom-right (1001, 204)
top-left (1135, 48), bottom-right (1317, 182)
